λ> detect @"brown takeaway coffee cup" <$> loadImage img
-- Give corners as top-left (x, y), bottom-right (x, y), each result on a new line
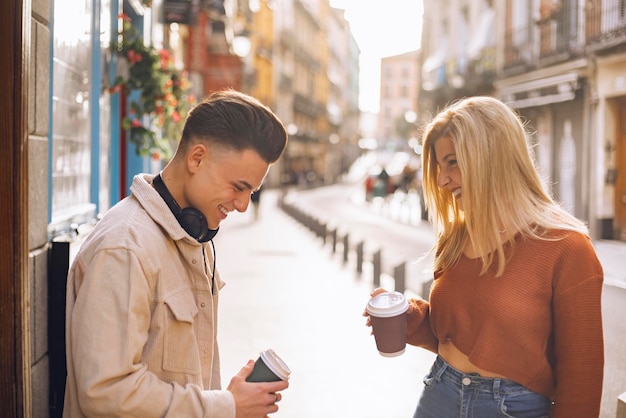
top-left (366, 291), bottom-right (409, 357)
top-left (246, 349), bottom-right (291, 382)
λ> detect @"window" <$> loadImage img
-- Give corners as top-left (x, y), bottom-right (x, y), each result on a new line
top-left (50, 0), bottom-right (95, 233)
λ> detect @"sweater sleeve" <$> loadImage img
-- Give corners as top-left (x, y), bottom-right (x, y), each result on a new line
top-left (550, 237), bottom-right (604, 418)
top-left (406, 298), bottom-right (439, 353)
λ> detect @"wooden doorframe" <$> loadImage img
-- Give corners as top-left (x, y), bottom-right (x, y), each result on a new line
top-left (616, 100), bottom-right (626, 239)
top-left (0, 0), bottom-right (31, 414)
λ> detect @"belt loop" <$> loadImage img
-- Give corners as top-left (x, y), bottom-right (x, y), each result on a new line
top-left (433, 356), bottom-right (448, 382)
top-left (492, 379), bottom-right (502, 400)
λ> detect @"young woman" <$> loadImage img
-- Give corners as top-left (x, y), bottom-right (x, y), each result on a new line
top-left (367, 96), bottom-right (604, 418)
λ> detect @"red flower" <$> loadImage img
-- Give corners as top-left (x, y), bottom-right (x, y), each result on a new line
top-left (131, 119), bottom-right (142, 128)
top-left (159, 49), bottom-right (171, 69)
top-left (127, 50), bottom-right (142, 64)
top-left (172, 111), bottom-right (182, 123)
top-left (108, 84), bottom-right (122, 94)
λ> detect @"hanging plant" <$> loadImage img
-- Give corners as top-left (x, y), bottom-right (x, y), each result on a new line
top-left (108, 13), bottom-right (196, 157)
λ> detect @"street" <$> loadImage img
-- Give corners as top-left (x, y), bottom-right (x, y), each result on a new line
top-left (215, 189), bottom-right (436, 418)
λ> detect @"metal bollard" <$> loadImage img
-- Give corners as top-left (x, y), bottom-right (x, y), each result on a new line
top-left (342, 234), bottom-right (349, 263)
top-left (421, 278), bottom-right (433, 301)
top-left (356, 241), bottom-right (364, 274)
top-left (372, 249), bottom-right (381, 288)
top-left (618, 392), bottom-right (626, 418)
top-left (331, 228), bottom-right (338, 253)
top-left (312, 216), bottom-right (320, 235)
top-left (393, 262), bottom-right (406, 293)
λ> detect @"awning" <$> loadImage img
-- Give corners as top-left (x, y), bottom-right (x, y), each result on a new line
top-left (421, 37), bottom-right (448, 91)
top-left (467, 8), bottom-right (495, 60)
top-left (498, 72), bottom-right (580, 109)
top-left (422, 37), bottom-right (448, 73)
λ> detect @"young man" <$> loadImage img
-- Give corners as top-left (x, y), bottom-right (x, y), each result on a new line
top-left (64, 90), bottom-right (289, 417)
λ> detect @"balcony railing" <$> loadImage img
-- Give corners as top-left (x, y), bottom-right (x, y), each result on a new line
top-left (504, 25), bottom-right (533, 70)
top-left (278, 73), bottom-right (293, 91)
top-left (586, 0), bottom-right (626, 49)
top-left (293, 93), bottom-right (324, 119)
top-left (504, 2), bottom-right (586, 71)
top-left (536, 1), bottom-right (582, 60)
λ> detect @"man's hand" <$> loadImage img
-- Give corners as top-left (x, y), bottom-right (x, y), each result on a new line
top-left (227, 360), bottom-right (289, 418)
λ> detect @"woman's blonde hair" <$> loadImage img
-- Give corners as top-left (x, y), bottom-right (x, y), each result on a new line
top-left (421, 96), bottom-right (587, 276)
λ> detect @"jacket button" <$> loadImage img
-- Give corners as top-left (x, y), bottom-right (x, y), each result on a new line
top-left (200, 302), bottom-right (206, 308)
top-left (462, 377), bottom-right (471, 386)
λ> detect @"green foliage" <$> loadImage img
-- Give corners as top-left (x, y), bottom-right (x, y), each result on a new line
top-left (109, 14), bottom-right (196, 157)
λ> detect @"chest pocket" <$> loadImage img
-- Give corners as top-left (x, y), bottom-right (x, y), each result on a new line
top-left (163, 289), bottom-right (201, 374)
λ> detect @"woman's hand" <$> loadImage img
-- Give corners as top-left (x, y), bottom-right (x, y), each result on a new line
top-left (362, 288), bottom-right (389, 330)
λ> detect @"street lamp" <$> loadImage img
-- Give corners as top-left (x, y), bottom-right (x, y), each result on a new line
top-left (232, 33), bottom-right (251, 57)
top-left (404, 110), bottom-right (417, 124)
top-left (287, 123), bottom-right (298, 136)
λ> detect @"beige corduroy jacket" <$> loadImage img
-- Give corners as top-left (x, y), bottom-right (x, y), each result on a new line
top-left (63, 174), bottom-right (235, 417)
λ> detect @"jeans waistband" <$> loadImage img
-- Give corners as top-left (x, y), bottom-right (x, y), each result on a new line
top-left (432, 355), bottom-right (531, 396)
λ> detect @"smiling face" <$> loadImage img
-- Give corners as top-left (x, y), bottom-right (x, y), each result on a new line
top-left (183, 145), bottom-right (270, 229)
top-left (434, 136), bottom-right (463, 209)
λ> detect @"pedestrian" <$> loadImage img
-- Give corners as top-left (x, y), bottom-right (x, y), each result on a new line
top-left (250, 186), bottom-right (262, 221)
top-left (64, 90), bottom-right (289, 417)
top-left (364, 96), bottom-right (604, 418)
top-left (374, 167), bottom-right (390, 198)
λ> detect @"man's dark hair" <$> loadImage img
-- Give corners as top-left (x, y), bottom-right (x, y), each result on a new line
top-left (180, 89), bottom-right (288, 163)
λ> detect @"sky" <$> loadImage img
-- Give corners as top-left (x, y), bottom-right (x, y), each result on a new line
top-left (329, 0), bottom-right (423, 113)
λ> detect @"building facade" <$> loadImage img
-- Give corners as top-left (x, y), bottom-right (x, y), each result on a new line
top-left (377, 50), bottom-right (421, 147)
top-left (273, 0), bottom-right (360, 187)
top-left (419, 0), bottom-right (626, 244)
top-left (418, 2), bottom-right (626, 414)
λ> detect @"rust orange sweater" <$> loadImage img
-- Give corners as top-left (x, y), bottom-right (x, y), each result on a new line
top-left (406, 230), bottom-right (604, 418)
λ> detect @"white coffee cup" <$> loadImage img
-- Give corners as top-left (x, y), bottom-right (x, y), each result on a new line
top-left (366, 291), bottom-right (409, 357)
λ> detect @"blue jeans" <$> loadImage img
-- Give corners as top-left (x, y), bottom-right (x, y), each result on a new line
top-left (413, 356), bottom-right (552, 418)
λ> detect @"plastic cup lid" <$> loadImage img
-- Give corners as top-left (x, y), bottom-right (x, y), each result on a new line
top-left (260, 349), bottom-right (291, 381)
top-left (366, 291), bottom-right (409, 317)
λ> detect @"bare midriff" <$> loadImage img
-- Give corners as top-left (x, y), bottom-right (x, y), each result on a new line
top-left (438, 340), bottom-right (507, 378)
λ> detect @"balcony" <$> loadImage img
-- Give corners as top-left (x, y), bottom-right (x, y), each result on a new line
top-left (278, 73), bottom-right (293, 91)
top-left (257, 40), bottom-right (273, 60)
top-left (279, 29), bottom-right (296, 50)
top-left (536, 1), bottom-right (585, 64)
top-left (293, 93), bottom-right (323, 119)
top-left (503, 25), bottom-right (534, 73)
top-left (466, 47), bottom-right (496, 91)
top-left (586, 0), bottom-right (626, 53)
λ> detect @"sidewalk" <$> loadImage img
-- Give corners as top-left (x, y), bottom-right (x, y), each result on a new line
top-left (214, 190), bottom-right (435, 418)
top-left (594, 239), bottom-right (626, 289)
